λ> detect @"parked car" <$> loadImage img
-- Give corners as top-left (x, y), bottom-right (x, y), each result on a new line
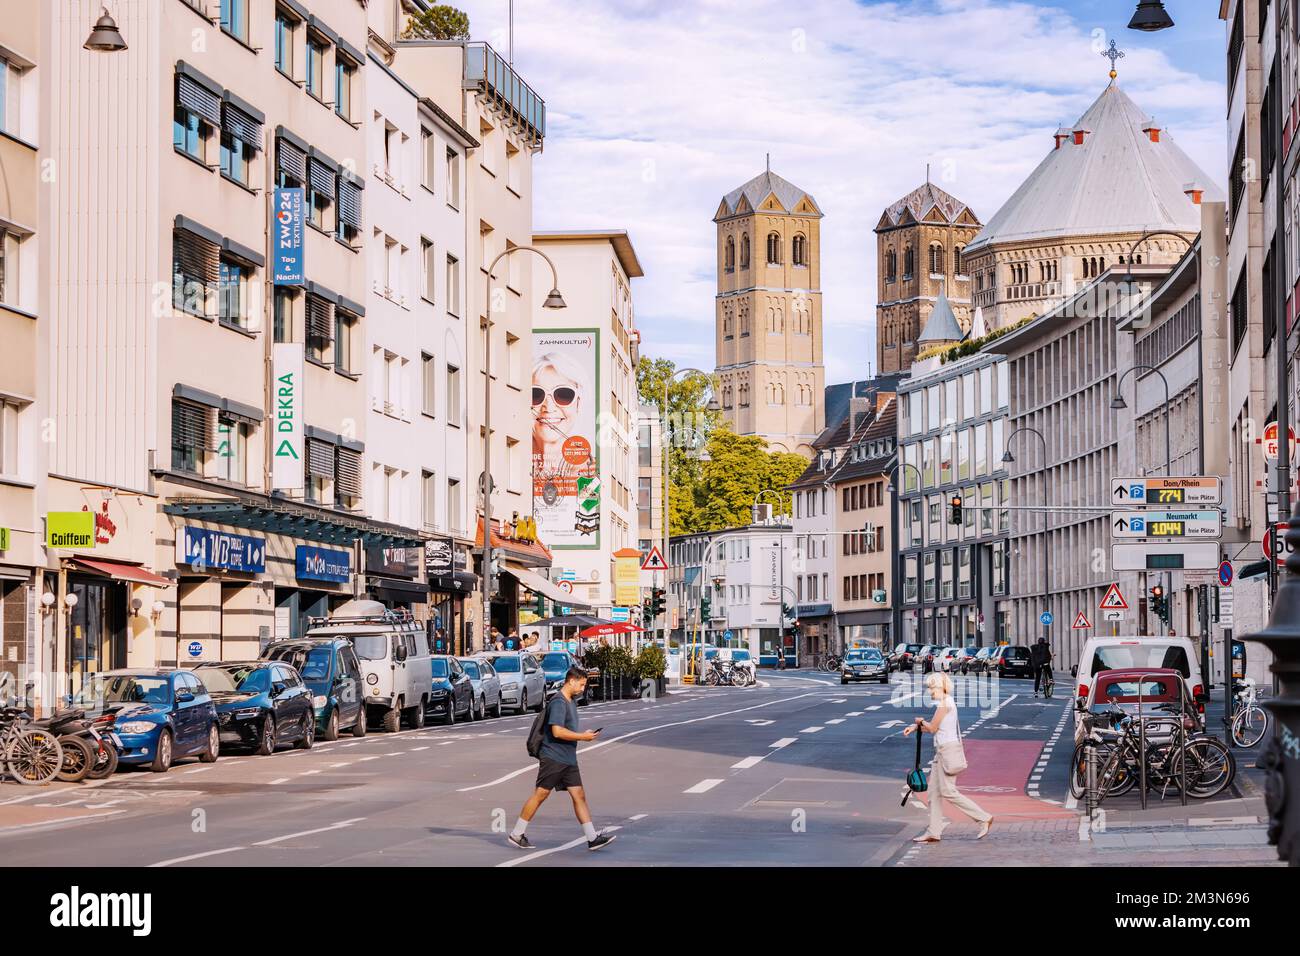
top-left (1075, 667), bottom-right (1191, 744)
top-left (430, 655), bottom-right (474, 724)
top-left (951, 647), bottom-right (981, 673)
top-left (480, 652), bottom-right (545, 714)
top-left (992, 644), bottom-right (1033, 679)
top-left (540, 651), bottom-right (586, 703)
top-left (73, 669), bottom-right (219, 773)
top-left (936, 647), bottom-right (964, 672)
top-left (890, 643), bottom-right (923, 671)
top-left (306, 600), bottom-right (432, 733)
top-left (197, 661), bottom-right (315, 754)
top-left (721, 648), bottom-right (756, 683)
top-left (1072, 635), bottom-right (1206, 733)
top-left (262, 637), bottom-right (367, 740)
top-left (915, 645), bottom-right (942, 673)
top-left (966, 646), bottom-right (998, 675)
top-left (459, 656), bottom-right (503, 719)
top-left (840, 647), bottom-right (889, 684)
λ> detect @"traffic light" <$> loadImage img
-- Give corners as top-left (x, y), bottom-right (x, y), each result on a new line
top-left (781, 602), bottom-right (792, 624)
top-left (650, 587), bottom-right (666, 618)
top-left (1149, 584), bottom-right (1169, 625)
top-left (949, 494), bottom-right (963, 524)
top-left (534, 590), bottom-right (546, 617)
top-left (701, 593), bottom-right (712, 621)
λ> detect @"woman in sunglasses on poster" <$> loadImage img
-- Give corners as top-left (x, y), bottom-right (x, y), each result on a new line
top-left (531, 351), bottom-right (591, 473)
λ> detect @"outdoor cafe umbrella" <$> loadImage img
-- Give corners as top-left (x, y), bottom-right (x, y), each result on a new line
top-left (528, 614), bottom-right (610, 628)
top-left (578, 622), bottom-right (645, 638)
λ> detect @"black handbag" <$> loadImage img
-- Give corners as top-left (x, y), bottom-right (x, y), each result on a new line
top-left (900, 725), bottom-right (928, 807)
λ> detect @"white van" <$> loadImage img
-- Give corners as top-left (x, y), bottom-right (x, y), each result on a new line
top-left (306, 600), bottom-right (433, 733)
top-left (1072, 635), bottom-right (1205, 736)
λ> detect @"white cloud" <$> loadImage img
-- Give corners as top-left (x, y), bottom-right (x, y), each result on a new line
top-left (458, 0), bottom-right (1226, 386)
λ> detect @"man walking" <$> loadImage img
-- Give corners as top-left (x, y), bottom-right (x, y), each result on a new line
top-left (508, 667), bottom-right (616, 851)
top-left (1031, 638), bottom-right (1053, 697)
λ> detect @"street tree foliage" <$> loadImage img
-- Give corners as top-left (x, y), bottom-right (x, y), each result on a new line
top-left (401, 5), bottom-right (471, 40)
top-left (636, 355), bottom-right (805, 536)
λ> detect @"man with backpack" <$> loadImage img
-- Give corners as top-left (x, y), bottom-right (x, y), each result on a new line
top-left (508, 666), bottom-right (616, 852)
top-left (1030, 638), bottom-right (1053, 697)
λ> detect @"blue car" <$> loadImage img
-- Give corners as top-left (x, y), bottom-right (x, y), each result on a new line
top-left (74, 669), bottom-right (219, 773)
top-left (262, 638), bottom-right (368, 740)
top-left (197, 661), bottom-right (316, 755)
top-left (540, 651), bottom-right (588, 705)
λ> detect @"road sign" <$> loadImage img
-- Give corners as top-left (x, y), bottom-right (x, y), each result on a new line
top-left (1262, 421), bottom-right (1298, 460)
top-left (1072, 610), bottom-right (1092, 629)
top-left (1218, 587), bottom-right (1234, 626)
top-left (723, 629), bottom-right (733, 641)
top-left (557, 580), bottom-right (573, 594)
top-left (1263, 521), bottom-right (1293, 567)
top-left (1099, 583), bottom-right (1129, 611)
top-left (1040, 611), bottom-right (1054, 626)
top-left (641, 546), bottom-right (668, 571)
top-left (1110, 476), bottom-right (1222, 506)
top-left (1111, 542), bottom-right (1220, 571)
top-left (1218, 561), bottom-right (1234, 587)
top-left (610, 606), bottom-right (629, 623)
top-left (1111, 510), bottom-right (1223, 539)
top-left (1103, 609), bottom-right (1124, 622)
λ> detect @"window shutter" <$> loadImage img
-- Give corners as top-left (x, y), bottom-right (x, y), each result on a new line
top-left (307, 438), bottom-right (336, 479)
top-left (172, 399), bottom-right (213, 451)
top-left (278, 138), bottom-right (307, 181)
top-left (222, 102), bottom-right (263, 150)
top-left (177, 74), bottom-right (221, 127)
top-left (173, 229), bottom-right (220, 283)
top-left (337, 178), bottom-right (362, 229)
top-left (336, 447), bottom-right (362, 497)
top-left (308, 157), bottom-right (336, 196)
top-left (306, 295), bottom-right (334, 347)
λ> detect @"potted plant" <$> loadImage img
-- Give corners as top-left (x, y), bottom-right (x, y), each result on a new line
top-left (635, 644), bottom-right (668, 698)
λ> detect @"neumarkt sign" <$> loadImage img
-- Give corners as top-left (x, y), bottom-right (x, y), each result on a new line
top-left (272, 342), bottom-right (305, 491)
top-left (47, 512), bottom-right (95, 550)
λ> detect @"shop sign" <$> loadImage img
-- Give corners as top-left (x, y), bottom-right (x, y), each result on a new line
top-left (502, 514), bottom-right (539, 544)
top-left (273, 187), bottom-right (306, 285)
top-left (365, 543), bottom-right (421, 579)
top-left (425, 537), bottom-right (454, 575)
top-left (0, 527), bottom-right (9, 551)
top-left (46, 512), bottom-right (95, 550)
top-left (614, 553), bottom-right (640, 606)
top-left (272, 343), bottom-right (305, 491)
top-left (175, 526), bottom-right (266, 574)
top-left (295, 545), bottom-right (351, 583)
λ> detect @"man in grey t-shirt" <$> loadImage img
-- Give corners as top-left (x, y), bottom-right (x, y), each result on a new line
top-left (508, 666), bottom-right (616, 852)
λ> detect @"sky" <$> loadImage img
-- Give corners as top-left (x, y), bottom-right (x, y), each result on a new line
top-left (456, 0), bottom-right (1228, 386)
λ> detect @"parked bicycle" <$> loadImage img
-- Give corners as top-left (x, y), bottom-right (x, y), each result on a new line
top-left (819, 654), bottom-right (842, 673)
top-left (0, 706), bottom-right (64, 786)
top-left (1229, 678), bottom-right (1269, 748)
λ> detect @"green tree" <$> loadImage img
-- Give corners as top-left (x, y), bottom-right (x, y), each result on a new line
top-left (401, 5), bottom-right (470, 40)
top-left (696, 428), bottom-right (807, 530)
top-left (637, 357), bottom-right (720, 536)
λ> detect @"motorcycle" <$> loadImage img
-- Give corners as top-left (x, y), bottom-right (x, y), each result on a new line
top-left (27, 708), bottom-right (120, 782)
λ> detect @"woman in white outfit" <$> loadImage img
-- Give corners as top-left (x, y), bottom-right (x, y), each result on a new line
top-left (903, 671), bottom-right (993, 843)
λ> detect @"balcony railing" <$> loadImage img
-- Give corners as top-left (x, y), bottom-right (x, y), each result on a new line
top-left (464, 43), bottom-right (546, 145)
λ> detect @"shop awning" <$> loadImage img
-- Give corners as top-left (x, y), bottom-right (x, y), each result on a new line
top-left (475, 517), bottom-right (553, 567)
top-left (429, 570), bottom-right (478, 594)
top-left (66, 558), bottom-right (172, 587)
top-left (368, 576), bottom-right (427, 604)
top-left (505, 563), bottom-right (592, 610)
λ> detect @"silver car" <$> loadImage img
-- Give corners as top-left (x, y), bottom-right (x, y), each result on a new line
top-left (478, 652), bottom-right (545, 715)
top-left (459, 656), bottom-right (503, 720)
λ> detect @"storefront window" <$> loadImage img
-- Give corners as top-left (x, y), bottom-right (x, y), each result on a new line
top-left (66, 580), bottom-right (126, 696)
top-left (213, 417), bottom-right (247, 485)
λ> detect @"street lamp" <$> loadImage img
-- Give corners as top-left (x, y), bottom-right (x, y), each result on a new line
top-left (886, 461), bottom-right (924, 644)
top-left (660, 367), bottom-right (718, 650)
top-left (754, 488), bottom-right (791, 660)
top-left (1110, 365), bottom-right (1172, 476)
top-left (480, 245), bottom-right (565, 653)
top-left (84, 7), bottom-right (128, 52)
top-left (1127, 1), bottom-right (1175, 32)
top-left (1004, 426), bottom-right (1051, 646)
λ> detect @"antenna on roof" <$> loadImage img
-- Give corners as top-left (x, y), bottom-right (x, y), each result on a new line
top-left (766, 152), bottom-right (770, 175)
top-left (926, 163), bottom-right (930, 186)
top-left (509, 0), bottom-right (514, 64)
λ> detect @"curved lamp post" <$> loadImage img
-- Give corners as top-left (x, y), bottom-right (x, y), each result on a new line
top-left (885, 461), bottom-right (925, 643)
top-left (1110, 364), bottom-right (1172, 476)
top-left (480, 246), bottom-right (565, 653)
top-left (1002, 426), bottom-right (1050, 644)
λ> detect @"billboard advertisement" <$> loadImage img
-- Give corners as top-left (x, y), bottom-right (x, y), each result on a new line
top-left (272, 343), bottom-right (305, 491)
top-left (273, 187), bottom-right (305, 285)
top-left (532, 329), bottom-right (600, 549)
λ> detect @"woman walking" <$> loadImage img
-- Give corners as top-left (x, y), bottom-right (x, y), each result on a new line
top-left (903, 672), bottom-right (993, 843)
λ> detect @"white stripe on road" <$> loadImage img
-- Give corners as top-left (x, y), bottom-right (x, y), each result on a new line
top-left (298, 769), bottom-right (321, 776)
top-left (684, 779), bottom-right (724, 794)
top-left (866, 705), bottom-right (882, 711)
top-left (456, 693), bottom-right (819, 792)
top-left (800, 726), bottom-right (824, 733)
top-left (845, 712), bottom-right (863, 716)
top-left (770, 738), bottom-right (797, 749)
top-left (268, 777), bottom-right (290, 785)
top-left (628, 814), bottom-right (647, 821)
top-left (731, 755), bottom-right (766, 769)
top-left (251, 817), bottom-right (366, 846)
top-left (496, 825), bottom-right (623, 868)
top-left (150, 846), bottom-right (246, 867)
top-left (825, 719), bottom-right (845, 725)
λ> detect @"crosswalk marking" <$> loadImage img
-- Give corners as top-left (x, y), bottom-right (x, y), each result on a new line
top-left (684, 779), bottom-right (723, 794)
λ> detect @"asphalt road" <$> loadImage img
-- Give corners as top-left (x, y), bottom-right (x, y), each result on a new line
top-left (0, 670), bottom-right (1080, 867)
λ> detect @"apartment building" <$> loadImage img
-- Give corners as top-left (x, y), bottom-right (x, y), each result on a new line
top-left (698, 521), bottom-right (796, 665)
top-left (0, 3), bottom-right (42, 704)
top-left (531, 231), bottom-right (643, 616)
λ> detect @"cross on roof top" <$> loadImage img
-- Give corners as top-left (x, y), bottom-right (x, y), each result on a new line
top-left (1102, 39), bottom-right (1125, 79)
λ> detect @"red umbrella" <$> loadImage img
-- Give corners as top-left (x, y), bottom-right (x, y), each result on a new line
top-left (578, 622), bottom-right (644, 638)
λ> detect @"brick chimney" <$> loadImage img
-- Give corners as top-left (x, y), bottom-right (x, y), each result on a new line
top-left (1072, 126), bottom-right (1091, 146)
top-left (1053, 126), bottom-right (1072, 149)
top-left (1183, 180), bottom-right (1204, 205)
top-left (1142, 118), bottom-right (1162, 143)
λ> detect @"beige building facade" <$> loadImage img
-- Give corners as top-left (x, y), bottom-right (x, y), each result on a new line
top-left (713, 168), bottom-right (825, 457)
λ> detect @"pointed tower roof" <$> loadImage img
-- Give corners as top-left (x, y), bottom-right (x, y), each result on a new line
top-left (715, 168), bottom-right (821, 220)
top-left (918, 290), bottom-right (963, 344)
top-left (965, 80), bottom-right (1222, 254)
top-left (879, 181), bottom-right (975, 228)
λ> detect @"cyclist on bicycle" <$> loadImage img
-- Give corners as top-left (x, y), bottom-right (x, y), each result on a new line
top-left (1031, 638), bottom-right (1053, 697)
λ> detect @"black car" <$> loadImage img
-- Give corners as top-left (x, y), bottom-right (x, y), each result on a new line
top-left (915, 645), bottom-right (942, 673)
top-left (196, 661), bottom-right (315, 755)
top-left (992, 645), bottom-right (1033, 679)
top-left (891, 643), bottom-right (923, 671)
top-left (966, 646), bottom-right (997, 675)
top-left (430, 656), bottom-right (474, 724)
top-left (953, 647), bottom-right (981, 674)
top-left (262, 637), bottom-right (368, 740)
top-left (840, 649), bottom-right (889, 684)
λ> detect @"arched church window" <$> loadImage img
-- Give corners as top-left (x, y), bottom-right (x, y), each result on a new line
top-left (766, 232), bottom-right (782, 265)
top-left (929, 244), bottom-right (943, 275)
top-left (903, 246), bottom-right (914, 279)
top-left (792, 234), bottom-right (807, 266)
top-left (740, 234), bottom-right (750, 269)
top-left (725, 237), bottom-right (735, 272)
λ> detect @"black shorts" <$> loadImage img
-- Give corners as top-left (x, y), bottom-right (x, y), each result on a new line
top-left (536, 759), bottom-right (582, 792)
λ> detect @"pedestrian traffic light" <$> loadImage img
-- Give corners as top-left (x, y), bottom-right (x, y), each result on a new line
top-left (650, 587), bottom-right (666, 618)
top-left (949, 494), bottom-right (963, 524)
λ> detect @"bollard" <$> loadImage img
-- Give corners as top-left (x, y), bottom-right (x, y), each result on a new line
top-left (1243, 504), bottom-right (1300, 865)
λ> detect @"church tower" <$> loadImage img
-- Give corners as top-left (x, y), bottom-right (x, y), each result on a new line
top-left (874, 179), bottom-right (982, 373)
top-left (713, 165), bottom-right (825, 458)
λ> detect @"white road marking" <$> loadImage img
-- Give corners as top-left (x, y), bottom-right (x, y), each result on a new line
top-left (628, 814), bottom-right (647, 821)
top-left (299, 769), bottom-right (321, 776)
top-left (825, 719), bottom-right (845, 725)
top-left (268, 777), bottom-right (290, 785)
top-left (877, 720), bottom-right (905, 729)
top-left (497, 825), bottom-right (624, 868)
top-left (828, 698), bottom-right (847, 703)
top-left (866, 705), bottom-right (882, 711)
top-left (457, 692), bottom-right (819, 792)
top-left (684, 778), bottom-right (724, 794)
top-left (800, 726), bottom-right (824, 733)
top-left (731, 755), bottom-right (766, 769)
top-left (845, 712), bottom-right (863, 717)
top-left (329, 762), bottom-right (352, 768)
top-left (251, 817), bottom-right (366, 846)
top-left (150, 846), bottom-right (245, 867)
top-left (744, 718), bottom-right (775, 726)
top-left (182, 766), bottom-right (213, 774)
top-left (770, 737), bottom-right (797, 749)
